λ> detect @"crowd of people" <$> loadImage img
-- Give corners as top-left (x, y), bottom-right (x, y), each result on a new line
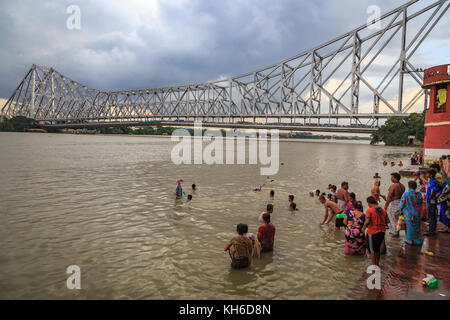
top-left (410, 151), bottom-right (424, 166)
top-left (221, 153), bottom-right (450, 270)
top-left (313, 154), bottom-right (450, 266)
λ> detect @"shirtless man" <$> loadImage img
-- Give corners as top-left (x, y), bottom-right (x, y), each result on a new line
top-left (337, 182), bottom-right (350, 211)
top-left (384, 172), bottom-right (405, 236)
top-left (371, 180), bottom-right (386, 204)
top-left (319, 195), bottom-right (343, 225)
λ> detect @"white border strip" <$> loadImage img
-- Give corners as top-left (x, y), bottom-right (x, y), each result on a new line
top-left (425, 121), bottom-right (450, 127)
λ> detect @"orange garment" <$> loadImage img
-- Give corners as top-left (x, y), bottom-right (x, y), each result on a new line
top-left (365, 207), bottom-right (388, 235)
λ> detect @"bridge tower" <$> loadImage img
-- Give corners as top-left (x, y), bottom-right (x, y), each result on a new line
top-left (422, 64), bottom-right (450, 164)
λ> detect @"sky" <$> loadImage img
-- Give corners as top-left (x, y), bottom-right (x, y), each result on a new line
top-left (0, 0), bottom-right (449, 111)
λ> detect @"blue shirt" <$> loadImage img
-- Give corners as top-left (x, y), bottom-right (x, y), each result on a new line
top-left (426, 179), bottom-right (438, 203)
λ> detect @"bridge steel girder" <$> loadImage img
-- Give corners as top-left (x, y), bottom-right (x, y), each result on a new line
top-left (1, 0), bottom-right (449, 128)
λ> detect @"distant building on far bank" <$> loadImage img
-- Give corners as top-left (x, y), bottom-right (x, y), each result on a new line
top-left (422, 64), bottom-right (450, 165)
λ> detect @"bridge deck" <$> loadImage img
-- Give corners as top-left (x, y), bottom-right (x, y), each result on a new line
top-left (41, 120), bottom-right (377, 134)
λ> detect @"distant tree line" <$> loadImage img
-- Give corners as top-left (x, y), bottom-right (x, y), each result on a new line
top-left (370, 111), bottom-right (425, 146)
top-left (0, 116), bottom-right (38, 132)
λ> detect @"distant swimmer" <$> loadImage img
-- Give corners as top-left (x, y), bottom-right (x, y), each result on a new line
top-left (391, 162), bottom-right (395, 167)
top-left (192, 184), bottom-right (197, 191)
top-left (187, 194), bottom-right (193, 202)
top-left (383, 161), bottom-right (388, 166)
top-left (290, 202), bottom-right (298, 211)
top-left (269, 190), bottom-right (275, 199)
top-left (398, 161), bottom-right (403, 167)
top-left (288, 195), bottom-right (297, 211)
top-left (315, 190), bottom-right (321, 197)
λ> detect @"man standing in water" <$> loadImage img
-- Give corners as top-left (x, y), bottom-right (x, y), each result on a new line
top-left (384, 173), bottom-right (405, 237)
top-left (337, 182), bottom-right (350, 211)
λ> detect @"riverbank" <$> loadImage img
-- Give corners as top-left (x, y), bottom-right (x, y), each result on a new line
top-left (353, 228), bottom-right (449, 300)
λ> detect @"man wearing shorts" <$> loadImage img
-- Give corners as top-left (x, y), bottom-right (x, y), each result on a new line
top-left (363, 196), bottom-right (390, 266)
top-left (384, 173), bottom-right (405, 237)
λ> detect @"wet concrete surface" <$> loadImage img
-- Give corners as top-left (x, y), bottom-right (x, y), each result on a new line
top-left (354, 224), bottom-right (449, 300)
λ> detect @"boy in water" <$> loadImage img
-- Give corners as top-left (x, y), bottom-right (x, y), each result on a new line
top-left (288, 195), bottom-right (298, 211)
top-left (371, 180), bottom-right (386, 204)
top-left (337, 182), bottom-right (350, 211)
top-left (259, 204), bottom-right (274, 223)
top-left (270, 190), bottom-right (275, 200)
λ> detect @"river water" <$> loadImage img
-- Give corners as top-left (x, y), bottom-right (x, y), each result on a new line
top-left (0, 132), bottom-right (418, 299)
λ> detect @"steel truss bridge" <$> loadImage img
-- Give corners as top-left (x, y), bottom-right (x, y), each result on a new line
top-left (1, 0), bottom-right (449, 132)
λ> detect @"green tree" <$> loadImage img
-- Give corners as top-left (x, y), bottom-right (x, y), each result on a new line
top-left (0, 116), bottom-right (37, 132)
top-left (371, 111), bottom-right (425, 145)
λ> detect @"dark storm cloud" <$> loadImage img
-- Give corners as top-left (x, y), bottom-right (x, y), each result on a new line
top-left (0, 0), bottom-right (448, 98)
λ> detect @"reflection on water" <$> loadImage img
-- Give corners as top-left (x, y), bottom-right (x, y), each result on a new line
top-left (0, 132), bottom-right (418, 299)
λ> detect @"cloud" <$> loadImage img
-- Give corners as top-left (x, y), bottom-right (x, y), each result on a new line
top-left (0, 0), bottom-right (448, 109)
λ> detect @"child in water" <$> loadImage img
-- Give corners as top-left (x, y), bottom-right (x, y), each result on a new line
top-left (269, 190), bottom-right (275, 199)
top-left (187, 194), bottom-right (193, 202)
top-left (288, 195), bottom-right (298, 211)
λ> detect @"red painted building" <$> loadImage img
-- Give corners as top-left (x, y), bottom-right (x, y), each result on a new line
top-left (422, 64), bottom-right (450, 164)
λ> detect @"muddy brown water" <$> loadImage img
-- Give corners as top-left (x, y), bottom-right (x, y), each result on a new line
top-left (0, 132), bottom-right (420, 299)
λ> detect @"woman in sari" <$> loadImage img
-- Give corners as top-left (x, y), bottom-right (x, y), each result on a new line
top-left (343, 201), bottom-right (366, 255)
top-left (399, 180), bottom-right (423, 245)
top-left (224, 224), bottom-right (253, 269)
top-left (438, 178), bottom-right (450, 233)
